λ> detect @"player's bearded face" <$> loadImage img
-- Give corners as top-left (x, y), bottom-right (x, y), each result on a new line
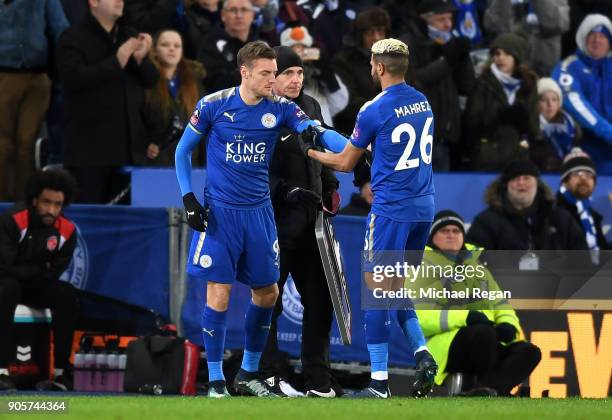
top-left (244, 58), bottom-right (277, 98)
top-left (370, 56), bottom-right (381, 88)
top-left (33, 189), bottom-right (64, 226)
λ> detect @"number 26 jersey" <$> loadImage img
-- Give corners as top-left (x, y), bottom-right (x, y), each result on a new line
top-left (350, 82), bottom-right (435, 222)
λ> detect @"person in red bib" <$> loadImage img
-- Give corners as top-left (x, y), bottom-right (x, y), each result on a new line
top-left (0, 169), bottom-right (79, 391)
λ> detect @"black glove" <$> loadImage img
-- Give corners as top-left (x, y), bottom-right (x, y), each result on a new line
top-left (441, 36), bottom-right (471, 67)
top-left (182, 192), bottom-right (209, 232)
top-left (285, 186), bottom-right (321, 207)
top-left (466, 310), bottom-right (494, 326)
top-left (496, 323), bottom-right (518, 343)
top-left (298, 125), bottom-right (326, 156)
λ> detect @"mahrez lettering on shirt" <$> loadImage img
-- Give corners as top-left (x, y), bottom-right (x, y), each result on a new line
top-left (394, 101), bottom-right (432, 118)
top-left (226, 141), bottom-right (266, 163)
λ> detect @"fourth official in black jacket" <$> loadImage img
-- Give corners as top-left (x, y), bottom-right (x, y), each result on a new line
top-left (259, 47), bottom-right (340, 397)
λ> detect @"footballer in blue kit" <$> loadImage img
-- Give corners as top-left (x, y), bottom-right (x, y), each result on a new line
top-left (174, 41), bottom-right (348, 398)
top-left (304, 38), bottom-right (439, 398)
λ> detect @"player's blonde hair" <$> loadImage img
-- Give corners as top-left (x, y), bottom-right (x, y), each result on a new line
top-left (371, 38), bottom-right (409, 56)
top-left (371, 39), bottom-right (410, 76)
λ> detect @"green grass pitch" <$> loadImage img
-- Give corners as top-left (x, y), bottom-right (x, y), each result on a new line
top-left (1, 396), bottom-right (610, 420)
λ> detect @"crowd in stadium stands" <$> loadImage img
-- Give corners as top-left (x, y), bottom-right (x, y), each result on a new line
top-left (1, 0), bottom-right (611, 395)
top-left (1, 0), bottom-right (611, 203)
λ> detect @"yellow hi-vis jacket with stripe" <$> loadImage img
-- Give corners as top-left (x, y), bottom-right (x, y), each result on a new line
top-left (411, 244), bottom-right (523, 385)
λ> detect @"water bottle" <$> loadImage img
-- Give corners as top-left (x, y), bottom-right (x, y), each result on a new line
top-left (106, 352), bottom-right (119, 392)
top-left (93, 350), bottom-right (108, 391)
top-left (82, 349), bottom-right (96, 392)
top-left (73, 352), bottom-right (85, 391)
top-left (117, 353), bottom-right (127, 392)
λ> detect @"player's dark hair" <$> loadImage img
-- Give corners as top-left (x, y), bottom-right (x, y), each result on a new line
top-left (25, 169), bottom-right (79, 207)
top-left (237, 41), bottom-right (276, 69)
top-left (354, 7), bottom-right (391, 38)
top-left (372, 53), bottom-right (409, 77)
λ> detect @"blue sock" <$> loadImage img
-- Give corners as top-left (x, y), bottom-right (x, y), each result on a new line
top-left (202, 305), bottom-right (227, 381)
top-left (367, 343), bottom-right (389, 381)
top-left (364, 310), bottom-right (390, 380)
top-left (241, 301), bottom-right (273, 373)
top-left (395, 309), bottom-right (427, 355)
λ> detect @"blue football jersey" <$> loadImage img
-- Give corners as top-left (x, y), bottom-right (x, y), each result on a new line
top-left (350, 82), bottom-right (435, 222)
top-left (188, 87), bottom-right (309, 207)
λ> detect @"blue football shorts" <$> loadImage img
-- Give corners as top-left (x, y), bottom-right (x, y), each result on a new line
top-left (362, 212), bottom-right (431, 273)
top-left (187, 203), bottom-right (280, 288)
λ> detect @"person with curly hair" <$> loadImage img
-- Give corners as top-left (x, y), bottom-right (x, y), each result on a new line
top-left (0, 169), bottom-right (80, 392)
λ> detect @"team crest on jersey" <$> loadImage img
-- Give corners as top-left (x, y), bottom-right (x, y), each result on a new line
top-left (59, 225), bottom-right (89, 290)
top-left (281, 275), bottom-right (303, 325)
top-left (190, 108), bottom-right (200, 126)
top-left (261, 113), bottom-right (277, 128)
top-left (46, 236), bottom-right (58, 251)
top-left (559, 73), bottom-right (573, 88)
top-left (199, 255), bottom-right (212, 268)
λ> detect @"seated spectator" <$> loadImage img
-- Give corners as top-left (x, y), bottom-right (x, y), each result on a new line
top-left (466, 160), bottom-right (588, 250)
top-left (186, 0), bottom-right (222, 57)
top-left (333, 7), bottom-right (390, 134)
top-left (557, 148), bottom-right (609, 250)
top-left (484, 0), bottom-right (569, 77)
top-left (144, 29), bottom-right (206, 166)
top-left (465, 33), bottom-right (539, 171)
top-left (57, 0), bottom-right (159, 204)
top-left (415, 210), bottom-right (541, 397)
top-left (530, 77), bottom-right (581, 171)
top-left (0, 0), bottom-right (68, 201)
top-left (197, 0), bottom-right (257, 92)
top-left (400, 0), bottom-right (476, 171)
top-left (552, 14), bottom-right (612, 174)
top-left (280, 26), bottom-right (349, 128)
top-left (0, 170), bottom-right (80, 391)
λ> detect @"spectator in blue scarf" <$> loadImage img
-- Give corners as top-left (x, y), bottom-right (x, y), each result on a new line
top-left (556, 148), bottom-right (609, 250)
top-left (530, 77), bottom-right (581, 171)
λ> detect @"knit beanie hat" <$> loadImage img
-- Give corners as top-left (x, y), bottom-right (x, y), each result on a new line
top-left (490, 32), bottom-right (528, 64)
top-left (537, 77), bottom-right (563, 102)
top-left (430, 210), bottom-right (465, 236)
top-left (501, 159), bottom-right (540, 184)
top-left (273, 46), bottom-right (303, 75)
top-left (561, 147), bottom-right (596, 181)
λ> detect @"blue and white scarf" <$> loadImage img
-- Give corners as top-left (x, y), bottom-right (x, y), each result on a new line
top-left (539, 111), bottom-right (576, 159)
top-left (427, 25), bottom-right (453, 44)
top-left (452, 0), bottom-right (482, 44)
top-left (491, 63), bottom-right (521, 104)
top-left (560, 184), bottom-right (599, 251)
